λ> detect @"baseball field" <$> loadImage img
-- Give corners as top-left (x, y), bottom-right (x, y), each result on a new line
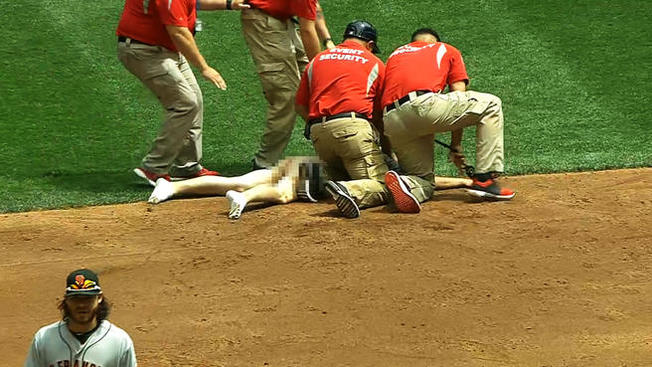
top-left (2, 0), bottom-right (651, 366)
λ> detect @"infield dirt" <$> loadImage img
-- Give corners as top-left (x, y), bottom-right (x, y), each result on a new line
top-left (1, 168), bottom-right (651, 366)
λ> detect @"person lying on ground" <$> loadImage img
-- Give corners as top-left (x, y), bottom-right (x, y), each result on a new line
top-left (147, 156), bottom-right (474, 219)
top-left (149, 156), bottom-right (325, 219)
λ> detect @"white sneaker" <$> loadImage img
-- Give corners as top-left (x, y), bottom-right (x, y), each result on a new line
top-left (226, 190), bottom-right (248, 220)
top-left (148, 178), bottom-right (174, 204)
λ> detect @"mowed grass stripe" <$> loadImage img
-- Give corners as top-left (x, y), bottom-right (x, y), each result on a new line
top-left (2, 1), bottom-right (153, 176)
top-left (502, 0), bottom-right (651, 172)
top-left (1, 0), bottom-right (650, 212)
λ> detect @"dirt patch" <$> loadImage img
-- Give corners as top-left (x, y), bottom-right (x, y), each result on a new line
top-left (1, 169), bottom-right (651, 366)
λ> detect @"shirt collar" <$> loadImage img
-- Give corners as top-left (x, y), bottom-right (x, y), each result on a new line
top-left (410, 41), bottom-right (438, 47)
top-left (339, 39), bottom-right (367, 50)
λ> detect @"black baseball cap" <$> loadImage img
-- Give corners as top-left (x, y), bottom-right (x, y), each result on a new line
top-left (343, 20), bottom-right (380, 54)
top-left (65, 269), bottom-right (102, 297)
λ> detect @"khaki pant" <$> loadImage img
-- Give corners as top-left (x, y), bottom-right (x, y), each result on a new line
top-left (241, 9), bottom-right (305, 168)
top-left (383, 90), bottom-right (505, 202)
top-left (310, 117), bottom-right (389, 208)
top-left (117, 41), bottom-right (203, 176)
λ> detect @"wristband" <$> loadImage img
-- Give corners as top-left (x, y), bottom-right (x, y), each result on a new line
top-left (226, 0), bottom-right (232, 10)
top-left (323, 38), bottom-right (332, 47)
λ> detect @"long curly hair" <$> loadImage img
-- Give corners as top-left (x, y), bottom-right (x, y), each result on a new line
top-left (58, 296), bottom-right (111, 322)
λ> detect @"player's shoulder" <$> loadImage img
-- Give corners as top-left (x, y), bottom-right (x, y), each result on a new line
top-left (441, 42), bottom-right (463, 54)
top-left (34, 320), bottom-right (64, 337)
top-left (101, 320), bottom-right (134, 341)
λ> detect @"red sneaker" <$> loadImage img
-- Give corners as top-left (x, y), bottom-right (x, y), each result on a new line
top-left (467, 178), bottom-right (515, 200)
top-left (385, 170), bottom-right (421, 213)
top-left (171, 167), bottom-right (220, 181)
top-left (133, 168), bottom-right (170, 187)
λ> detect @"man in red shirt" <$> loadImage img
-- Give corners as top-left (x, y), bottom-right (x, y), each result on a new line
top-left (116, 0), bottom-right (248, 186)
top-left (295, 20), bottom-right (398, 218)
top-left (241, 0), bottom-right (321, 170)
top-left (381, 28), bottom-right (515, 213)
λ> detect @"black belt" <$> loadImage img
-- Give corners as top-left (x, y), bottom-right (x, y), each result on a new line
top-left (384, 90), bottom-right (433, 113)
top-left (304, 112), bottom-right (369, 140)
top-left (118, 36), bottom-right (154, 46)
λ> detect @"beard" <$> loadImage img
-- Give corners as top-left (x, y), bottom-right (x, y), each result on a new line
top-left (67, 305), bottom-right (98, 325)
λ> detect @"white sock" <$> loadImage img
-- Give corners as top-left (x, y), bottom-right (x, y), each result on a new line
top-left (226, 190), bottom-right (248, 220)
top-left (148, 178), bottom-right (174, 204)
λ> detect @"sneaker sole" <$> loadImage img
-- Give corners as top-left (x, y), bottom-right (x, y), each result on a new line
top-left (228, 207), bottom-right (242, 220)
top-left (466, 188), bottom-right (516, 200)
top-left (133, 168), bottom-right (155, 187)
top-left (325, 184), bottom-right (360, 219)
top-left (385, 172), bottom-right (421, 213)
top-left (226, 191), bottom-right (244, 219)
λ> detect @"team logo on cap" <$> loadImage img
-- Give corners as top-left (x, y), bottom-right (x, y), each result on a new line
top-left (72, 275), bottom-right (97, 290)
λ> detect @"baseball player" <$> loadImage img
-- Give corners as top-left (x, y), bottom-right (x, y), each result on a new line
top-left (24, 269), bottom-right (137, 367)
top-left (148, 156), bottom-right (326, 219)
top-left (381, 28), bottom-right (515, 213)
top-left (116, 0), bottom-right (249, 186)
top-left (241, 0), bottom-right (321, 170)
top-left (296, 20), bottom-right (410, 218)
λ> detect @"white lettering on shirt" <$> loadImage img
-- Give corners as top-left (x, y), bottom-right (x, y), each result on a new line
top-left (318, 47), bottom-right (369, 64)
top-left (319, 53), bottom-right (369, 64)
top-left (388, 43), bottom-right (437, 58)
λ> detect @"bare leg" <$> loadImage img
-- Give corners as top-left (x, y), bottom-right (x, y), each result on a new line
top-left (434, 176), bottom-right (473, 190)
top-left (149, 169), bottom-right (274, 204)
top-left (226, 176), bottom-right (298, 219)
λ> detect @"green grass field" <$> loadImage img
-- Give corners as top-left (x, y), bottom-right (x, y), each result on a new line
top-left (1, 0), bottom-right (650, 213)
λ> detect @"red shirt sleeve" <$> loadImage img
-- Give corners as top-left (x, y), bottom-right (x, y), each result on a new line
top-left (157, 0), bottom-right (190, 27)
top-left (447, 45), bottom-right (469, 86)
top-left (295, 61), bottom-right (312, 107)
top-left (293, 0), bottom-right (317, 20)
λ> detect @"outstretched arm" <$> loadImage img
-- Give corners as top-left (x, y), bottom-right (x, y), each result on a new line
top-left (434, 176), bottom-right (473, 190)
top-left (298, 17), bottom-right (320, 60)
top-left (198, 0), bottom-right (250, 10)
top-left (166, 25), bottom-right (226, 89)
top-left (315, 2), bottom-right (335, 49)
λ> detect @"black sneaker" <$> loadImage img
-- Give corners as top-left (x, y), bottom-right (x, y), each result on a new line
top-left (324, 181), bottom-right (360, 218)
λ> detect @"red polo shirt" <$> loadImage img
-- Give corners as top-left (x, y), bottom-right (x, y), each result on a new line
top-left (381, 41), bottom-right (469, 108)
top-left (116, 0), bottom-right (197, 52)
top-left (296, 40), bottom-right (385, 119)
top-left (248, 0), bottom-right (317, 21)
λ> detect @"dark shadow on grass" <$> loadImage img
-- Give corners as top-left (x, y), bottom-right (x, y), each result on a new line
top-left (42, 159), bottom-right (255, 195)
top-left (44, 170), bottom-right (152, 194)
top-left (200, 161), bottom-right (259, 177)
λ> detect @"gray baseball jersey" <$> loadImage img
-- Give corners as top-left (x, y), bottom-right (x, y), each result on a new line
top-left (24, 320), bottom-right (137, 367)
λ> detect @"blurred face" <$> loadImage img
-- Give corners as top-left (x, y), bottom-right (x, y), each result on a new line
top-left (65, 295), bottom-right (102, 325)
